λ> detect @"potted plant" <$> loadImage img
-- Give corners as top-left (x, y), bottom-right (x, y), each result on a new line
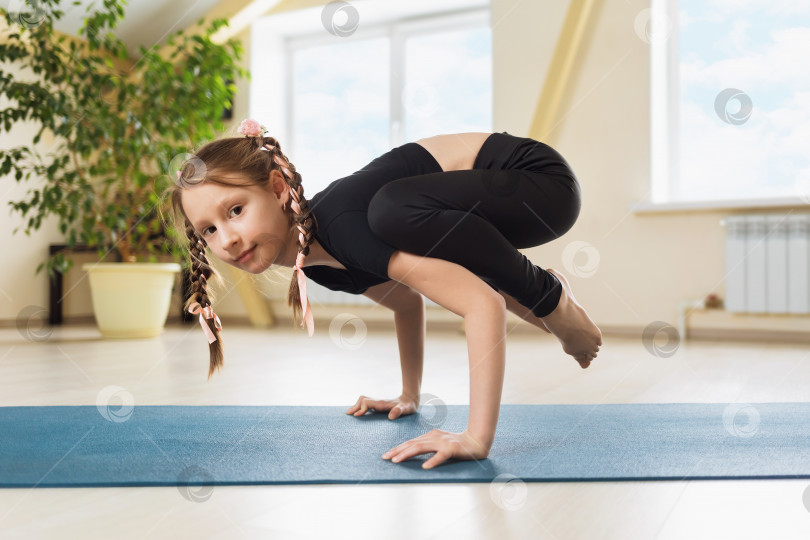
top-left (0, 0), bottom-right (247, 337)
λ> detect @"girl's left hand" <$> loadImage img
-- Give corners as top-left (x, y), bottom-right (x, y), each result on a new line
top-left (381, 429), bottom-right (490, 469)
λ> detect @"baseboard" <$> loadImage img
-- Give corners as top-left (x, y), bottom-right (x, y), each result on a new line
top-left (594, 324), bottom-right (810, 344)
top-left (2, 308), bottom-right (808, 343)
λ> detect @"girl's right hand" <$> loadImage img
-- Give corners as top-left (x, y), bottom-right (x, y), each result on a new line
top-left (346, 394), bottom-right (420, 420)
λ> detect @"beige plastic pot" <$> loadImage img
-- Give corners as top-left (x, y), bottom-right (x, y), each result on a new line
top-left (82, 262), bottom-right (181, 338)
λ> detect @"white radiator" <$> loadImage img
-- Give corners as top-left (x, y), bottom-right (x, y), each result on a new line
top-left (723, 213), bottom-right (810, 314)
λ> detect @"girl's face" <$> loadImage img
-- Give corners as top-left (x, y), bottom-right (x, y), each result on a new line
top-left (181, 170), bottom-right (291, 274)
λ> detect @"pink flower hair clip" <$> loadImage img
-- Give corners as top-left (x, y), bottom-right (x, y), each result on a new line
top-left (237, 118), bottom-right (267, 138)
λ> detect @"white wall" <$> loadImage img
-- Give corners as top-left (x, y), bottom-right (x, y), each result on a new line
top-left (2, 1), bottom-right (808, 338)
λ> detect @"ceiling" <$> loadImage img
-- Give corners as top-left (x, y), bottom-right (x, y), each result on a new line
top-left (49, 0), bottom-right (225, 56)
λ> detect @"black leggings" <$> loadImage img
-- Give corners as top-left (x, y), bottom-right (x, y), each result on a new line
top-left (367, 132), bottom-right (581, 318)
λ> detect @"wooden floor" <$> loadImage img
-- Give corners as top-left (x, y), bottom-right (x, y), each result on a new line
top-left (1, 321), bottom-right (810, 540)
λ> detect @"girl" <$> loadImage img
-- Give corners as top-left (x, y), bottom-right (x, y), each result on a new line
top-left (165, 118), bottom-right (602, 469)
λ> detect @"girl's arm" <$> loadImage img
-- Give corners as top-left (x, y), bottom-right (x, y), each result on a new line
top-left (361, 281), bottom-right (425, 400)
top-left (386, 250), bottom-right (506, 451)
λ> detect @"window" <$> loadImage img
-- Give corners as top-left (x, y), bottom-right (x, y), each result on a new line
top-left (650, 0), bottom-right (810, 206)
top-left (250, 1), bottom-right (491, 303)
top-left (250, 1), bottom-right (491, 196)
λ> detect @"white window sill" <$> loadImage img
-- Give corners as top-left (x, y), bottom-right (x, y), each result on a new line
top-left (631, 196), bottom-right (809, 215)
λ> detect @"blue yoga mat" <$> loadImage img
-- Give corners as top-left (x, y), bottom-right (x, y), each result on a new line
top-left (1, 403), bottom-right (809, 487)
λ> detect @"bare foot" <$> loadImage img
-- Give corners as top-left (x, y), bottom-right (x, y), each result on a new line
top-left (539, 268), bottom-right (603, 369)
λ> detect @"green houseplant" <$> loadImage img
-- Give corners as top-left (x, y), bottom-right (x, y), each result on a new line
top-left (0, 0), bottom-right (248, 336)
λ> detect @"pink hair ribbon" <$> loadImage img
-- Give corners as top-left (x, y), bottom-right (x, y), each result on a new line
top-left (188, 302), bottom-right (222, 344)
top-left (292, 252), bottom-right (314, 336)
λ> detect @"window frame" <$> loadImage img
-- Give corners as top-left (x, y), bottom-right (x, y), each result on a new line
top-left (249, 1), bottom-right (491, 161)
top-left (641, 0), bottom-right (808, 214)
top-left (284, 6), bottom-right (491, 153)
top-left (248, 1), bottom-right (491, 304)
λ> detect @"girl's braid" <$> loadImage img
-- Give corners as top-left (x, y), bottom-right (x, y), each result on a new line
top-left (261, 139), bottom-right (316, 335)
top-left (184, 221), bottom-right (224, 379)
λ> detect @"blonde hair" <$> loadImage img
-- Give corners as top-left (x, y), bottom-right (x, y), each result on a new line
top-left (162, 134), bottom-right (317, 379)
